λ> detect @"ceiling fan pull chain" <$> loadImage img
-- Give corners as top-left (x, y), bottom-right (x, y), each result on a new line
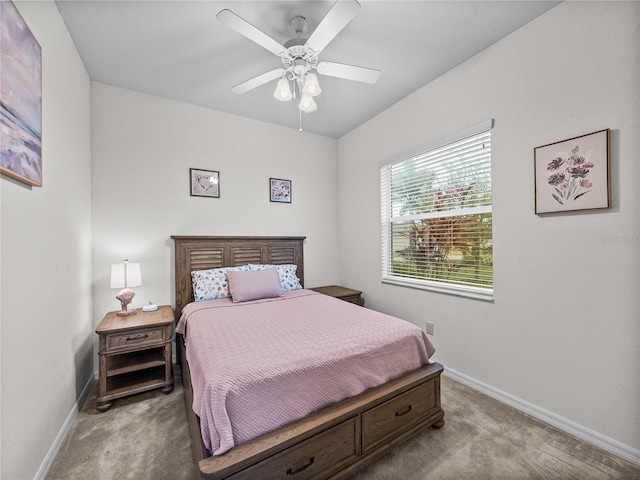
top-left (299, 108), bottom-right (303, 133)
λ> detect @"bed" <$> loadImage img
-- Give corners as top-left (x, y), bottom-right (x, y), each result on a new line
top-left (172, 235), bottom-right (444, 480)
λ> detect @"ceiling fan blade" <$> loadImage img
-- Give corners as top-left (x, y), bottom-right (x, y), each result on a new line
top-left (317, 62), bottom-right (380, 84)
top-left (305, 0), bottom-right (361, 54)
top-left (217, 9), bottom-right (288, 57)
top-left (231, 68), bottom-right (284, 94)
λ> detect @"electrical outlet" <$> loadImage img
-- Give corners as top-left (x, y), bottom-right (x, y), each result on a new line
top-left (425, 322), bottom-right (434, 335)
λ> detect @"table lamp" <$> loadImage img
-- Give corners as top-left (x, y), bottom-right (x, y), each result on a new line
top-left (110, 259), bottom-right (142, 316)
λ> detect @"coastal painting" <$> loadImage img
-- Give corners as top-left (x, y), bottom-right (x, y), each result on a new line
top-left (1, 1), bottom-right (42, 187)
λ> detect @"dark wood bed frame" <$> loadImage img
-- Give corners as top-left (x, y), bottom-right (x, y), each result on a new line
top-left (172, 235), bottom-right (444, 480)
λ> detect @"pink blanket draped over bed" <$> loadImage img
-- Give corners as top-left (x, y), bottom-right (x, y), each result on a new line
top-left (176, 289), bottom-right (435, 456)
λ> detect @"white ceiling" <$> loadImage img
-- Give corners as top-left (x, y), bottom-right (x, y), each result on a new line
top-left (55, 1), bottom-right (559, 138)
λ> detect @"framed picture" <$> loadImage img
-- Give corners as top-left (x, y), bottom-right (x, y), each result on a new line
top-left (534, 129), bottom-right (610, 214)
top-left (0, 1), bottom-right (43, 187)
top-left (190, 168), bottom-right (219, 198)
top-left (270, 178), bottom-right (291, 203)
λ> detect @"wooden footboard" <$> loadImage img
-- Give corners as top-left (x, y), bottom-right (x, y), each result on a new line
top-left (179, 332), bottom-right (444, 480)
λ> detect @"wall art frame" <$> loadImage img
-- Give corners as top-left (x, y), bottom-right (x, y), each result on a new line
top-left (0, 0), bottom-right (43, 187)
top-left (190, 168), bottom-right (220, 198)
top-left (270, 178), bottom-right (292, 203)
top-left (534, 129), bottom-right (610, 214)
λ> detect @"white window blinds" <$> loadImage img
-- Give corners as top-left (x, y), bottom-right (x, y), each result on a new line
top-left (380, 121), bottom-right (493, 300)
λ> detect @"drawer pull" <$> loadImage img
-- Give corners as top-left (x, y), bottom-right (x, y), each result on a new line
top-left (395, 405), bottom-right (413, 417)
top-left (126, 334), bottom-right (149, 342)
top-left (286, 456), bottom-right (315, 476)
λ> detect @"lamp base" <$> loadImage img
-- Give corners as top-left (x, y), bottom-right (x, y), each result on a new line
top-left (116, 288), bottom-right (137, 316)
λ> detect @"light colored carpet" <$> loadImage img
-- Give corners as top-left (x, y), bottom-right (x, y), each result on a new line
top-left (45, 372), bottom-right (197, 480)
top-left (45, 371), bottom-right (639, 480)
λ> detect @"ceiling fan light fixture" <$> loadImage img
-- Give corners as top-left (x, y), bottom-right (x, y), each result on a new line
top-left (299, 94), bottom-right (317, 113)
top-left (302, 73), bottom-right (321, 97)
top-left (274, 77), bottom-right (293, 101)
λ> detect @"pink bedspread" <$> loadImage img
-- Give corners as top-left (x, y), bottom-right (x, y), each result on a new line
top-left (176, 289), bottom-right (435, 456)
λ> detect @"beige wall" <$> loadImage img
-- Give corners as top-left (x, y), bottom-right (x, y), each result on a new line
top-left (0, 1), bottom-right (93, 478)
top-left (338, 1), bottom-right (639, 453)
top-left (90, 83), bottom-right (340, 359)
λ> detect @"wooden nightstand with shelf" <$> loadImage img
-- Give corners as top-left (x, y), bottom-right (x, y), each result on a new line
top-left (96, 305), bottom-right (174, 411)
top-left (309, 285), bottom-right (363, 306)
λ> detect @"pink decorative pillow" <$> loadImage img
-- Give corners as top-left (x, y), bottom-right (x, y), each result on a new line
top-left (227, 267), bottom-right (282, 303)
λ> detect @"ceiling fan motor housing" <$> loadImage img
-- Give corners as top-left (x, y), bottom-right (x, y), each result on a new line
top-left (281, 42), bottom-right (317, 77)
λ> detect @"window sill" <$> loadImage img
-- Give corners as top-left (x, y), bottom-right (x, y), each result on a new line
top-left (382, 276), bottom-right (494, 301)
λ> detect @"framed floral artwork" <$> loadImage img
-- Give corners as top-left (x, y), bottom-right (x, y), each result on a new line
top-left (270, 178), bottom-right (291, 203)
top-left (0, 1), bottom-right (42, 187)
top-left (190, 168), bottom-right (219, 198)
top-left (534, 129), bottom-right (610, 214)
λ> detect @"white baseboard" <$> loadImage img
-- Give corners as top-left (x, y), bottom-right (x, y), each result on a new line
top-left (443, 368), bottom-right (640, 467)
top-left (34, 373), bottom-right (95, 480)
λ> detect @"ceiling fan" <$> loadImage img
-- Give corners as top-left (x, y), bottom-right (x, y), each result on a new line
top-left (216, 0), bottom-right (380, 113)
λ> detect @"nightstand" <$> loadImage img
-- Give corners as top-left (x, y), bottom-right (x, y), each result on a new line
top-left (310, 285), bottom-right (363, 306)
top-left (95, 305), bottom-right (174, 411)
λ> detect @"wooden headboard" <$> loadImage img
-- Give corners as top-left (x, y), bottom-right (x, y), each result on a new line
top-left (171, 236), bottom-right (306, 316)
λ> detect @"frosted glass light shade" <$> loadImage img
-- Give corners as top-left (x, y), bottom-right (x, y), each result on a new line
top-left (299, 94), bottom-right (317, 112)
top-left (110, 261), bottom-right (142, 288)
top-left (302, 73), bottom-right (321, 97)
top-left (273, 78), bottom-right (292, 101)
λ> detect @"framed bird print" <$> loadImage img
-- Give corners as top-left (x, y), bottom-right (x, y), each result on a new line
top-left (190, 168), bottom-right (220, 198)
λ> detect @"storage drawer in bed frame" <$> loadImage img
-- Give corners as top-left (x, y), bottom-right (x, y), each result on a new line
top-left (226, 417), bottom-right (359, 480)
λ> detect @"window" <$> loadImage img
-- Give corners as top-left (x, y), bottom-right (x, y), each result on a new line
top-left (380, 120), bottom-right (493, 300)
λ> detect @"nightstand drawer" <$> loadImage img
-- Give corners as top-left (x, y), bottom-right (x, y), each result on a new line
top-left (106, 327), bottom-right (166, 351)
top-left (340, 294), bottom-right (362, 305)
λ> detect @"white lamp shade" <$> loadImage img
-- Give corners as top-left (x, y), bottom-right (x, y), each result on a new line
top-left (299, 94), bottom-right (317, 113)
top-left (273, 78), bottom-right (293, 101)
top-left (110, 262), bottom-right (142, 288)
top-left (302, 73), bottom-right (321, 97)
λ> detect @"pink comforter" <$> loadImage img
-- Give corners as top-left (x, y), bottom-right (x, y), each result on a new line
top-left (176, 289), bottom-right (435, 456)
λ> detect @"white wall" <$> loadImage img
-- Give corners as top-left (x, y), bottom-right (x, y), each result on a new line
top-left (90, 83), bottom-right (339, 356)
top-left (0, 1), bottom-right (93, 479)
top-left (338, 1), bottom-right (639, 454)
